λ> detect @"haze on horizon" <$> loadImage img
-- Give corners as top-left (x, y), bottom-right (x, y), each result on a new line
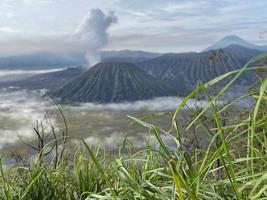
top-left (0, 0), bottom-right (266, 56)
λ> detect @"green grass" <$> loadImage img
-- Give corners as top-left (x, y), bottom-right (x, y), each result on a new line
top-left (0, 54), bottom-right (267, 199)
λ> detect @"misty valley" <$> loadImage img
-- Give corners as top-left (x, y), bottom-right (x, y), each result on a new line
top-left (0, 86), bottom-right (210, 164)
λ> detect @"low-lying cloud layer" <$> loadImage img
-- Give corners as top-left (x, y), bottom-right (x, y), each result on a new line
top-left (0, 89), bottom-right (53, 148)
top-left (0, 89), bottom-right (201, 148)
top-left (0, 68), bottom-right (66, 81)
top-left (0, 88), bottom-right (251, 149)
top-left (68, 97), bottom-right (210, 112)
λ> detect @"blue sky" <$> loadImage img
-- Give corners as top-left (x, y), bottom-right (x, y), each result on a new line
top-left (0, 0), bottom-right (266, 54)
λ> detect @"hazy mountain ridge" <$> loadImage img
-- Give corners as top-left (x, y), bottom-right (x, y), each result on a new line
top-left (0, 50), bottom-right (160, 70)
top-left (137, 45), bottom-right (263, 95)
top-left (101, 50), bottom-right (161, 62)
top-left (0, 67), bottom-right (86, 90)
top-left (49, 62), bottom-right (177, 103)
top-left (0, 53), bottom-right (86, 70)
top-left (203, 35), bottom-right (267, 52)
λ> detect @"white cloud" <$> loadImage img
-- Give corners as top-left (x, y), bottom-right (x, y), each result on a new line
top-left (73, 9), bottom-right (118, 66)
top-left (0, 12), bottom-right (14, 18)
top-left (0, 26), bottom-right (20, 33)
top-left (0, 89), bottom-right (53, 148)
top-left (0, 68), bottom-right (67, 82)
top-left (0, 0), bottom-right (266, 53)
top-left (67, 97), bottom-right (210, 112)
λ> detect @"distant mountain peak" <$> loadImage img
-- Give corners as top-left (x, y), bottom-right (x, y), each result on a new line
top-left (223, 35), bottom-right (244, 40)
top-left (218, 35), bottom-right (253, 45)
top-left (203, 35), bottom-right (256, 52)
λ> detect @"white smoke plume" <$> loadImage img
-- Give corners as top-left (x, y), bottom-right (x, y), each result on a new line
top-left (73, 9), bottom-right (118, 67)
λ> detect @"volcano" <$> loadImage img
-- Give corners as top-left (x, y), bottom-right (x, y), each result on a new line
top-left (49, 62), bottom-right (177, 103)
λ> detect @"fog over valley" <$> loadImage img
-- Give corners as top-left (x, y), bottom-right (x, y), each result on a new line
top-left (0, 88), bottom-right (209, 149)
top-left (0, 68), bottom-right (67, 82)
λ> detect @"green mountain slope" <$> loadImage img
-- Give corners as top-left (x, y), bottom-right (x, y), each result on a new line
top-left (49, 62), bottom-right (177, 103)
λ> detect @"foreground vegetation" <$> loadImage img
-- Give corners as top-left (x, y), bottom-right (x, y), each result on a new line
top-left (0, 54), bottom-right (267, 199)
